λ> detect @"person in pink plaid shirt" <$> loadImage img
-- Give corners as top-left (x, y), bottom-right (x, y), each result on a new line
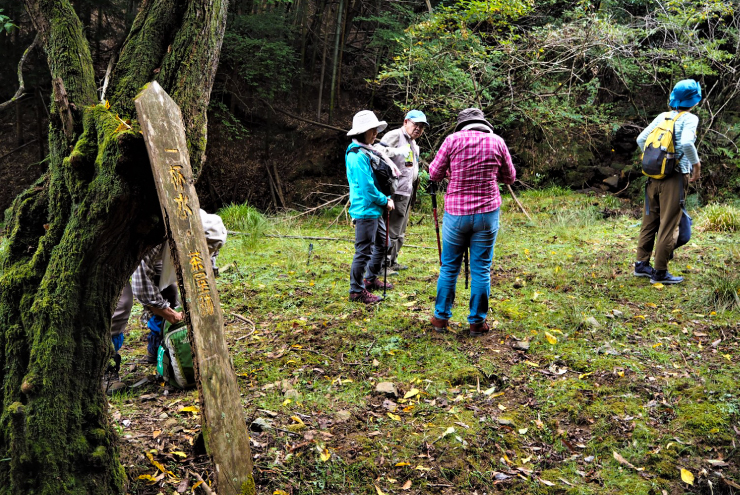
top-left (428, 108), bottom-right (516, 337)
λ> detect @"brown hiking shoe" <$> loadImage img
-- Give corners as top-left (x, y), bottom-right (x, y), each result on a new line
top-left (469, 321), bottom-right (490, 337)
top-left (430, 316), bottom-right (448, 333)
top-left (349, 289), bottom-right (382, 304)
top-left (364, 278), bottom-right (394, 292)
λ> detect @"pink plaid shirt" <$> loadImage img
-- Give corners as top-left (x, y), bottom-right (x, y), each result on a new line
top-left (429, 130), bottom-right (516, 215)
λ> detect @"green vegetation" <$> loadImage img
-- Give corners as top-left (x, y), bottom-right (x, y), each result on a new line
top-left (698, 203), bottom-right (740, 232)
top-left (191, 189), bottom-right (740, 494)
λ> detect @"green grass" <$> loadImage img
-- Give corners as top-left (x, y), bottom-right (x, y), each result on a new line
top-left (203, 191), bottom-right (740, 494)
top-left (697, 202), bottom-right (740, 232)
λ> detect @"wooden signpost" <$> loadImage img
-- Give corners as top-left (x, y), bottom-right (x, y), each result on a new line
top-left (135, 82), bottom-right (254, 494)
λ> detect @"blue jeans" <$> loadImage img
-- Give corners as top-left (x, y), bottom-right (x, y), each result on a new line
top-left (434, 210), bottom-right (500, 324)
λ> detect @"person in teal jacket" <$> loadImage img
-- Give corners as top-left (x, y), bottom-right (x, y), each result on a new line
top-left (346, 110), bottom-right (396, 304)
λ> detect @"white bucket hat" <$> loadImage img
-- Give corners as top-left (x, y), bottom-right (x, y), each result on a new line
top-left (347, 110), bottom-right (387, 136)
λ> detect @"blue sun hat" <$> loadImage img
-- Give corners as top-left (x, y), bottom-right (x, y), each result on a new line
top-left (405, 110), bottom-right (429, 127)
top-left (669, 79), bottom-right (702, 109)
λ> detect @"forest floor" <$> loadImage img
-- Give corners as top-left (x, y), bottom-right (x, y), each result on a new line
top-left (49, 188), bottom-right (740, 494)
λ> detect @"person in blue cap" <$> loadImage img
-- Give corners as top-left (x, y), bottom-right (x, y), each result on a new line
top-left (380, 110), bottom-right (429, 271)
top-left (634, 79), bottom-right (702, 285)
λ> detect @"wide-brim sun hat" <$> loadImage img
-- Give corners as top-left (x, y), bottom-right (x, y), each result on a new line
top-left (405, 109), bottom-right (429, 127)
top-left (347, 110), bottom-right (388, 136)
top-left (454, 107), bottom-right (494, 132)
top-left (669, 79), bottom-right (702, 109)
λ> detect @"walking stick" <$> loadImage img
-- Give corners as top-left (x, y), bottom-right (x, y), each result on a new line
top-left (383, 209), bottom-right (390, 299)
top-left (429, 181), bottom-right (442, 265)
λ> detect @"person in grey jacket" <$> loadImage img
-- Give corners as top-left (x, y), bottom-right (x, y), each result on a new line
top-left (634, 79), bottom-right (702, 285)
top-left (380, 110), bottom-right (428, 271)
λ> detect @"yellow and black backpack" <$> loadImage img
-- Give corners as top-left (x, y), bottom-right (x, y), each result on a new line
top-left (641, 111), bottom-right (686, 179)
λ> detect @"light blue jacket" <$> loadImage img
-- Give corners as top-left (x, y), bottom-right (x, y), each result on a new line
top-left (637, 111), bottom-right (700, 174)
top-left (346, 143), bottom-right (388, 219)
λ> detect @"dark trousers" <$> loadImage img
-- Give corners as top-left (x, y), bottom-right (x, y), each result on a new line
top-left (350, 216), bottom-right (387, 293)
top-left (637, 173), bottom-right (689, 270)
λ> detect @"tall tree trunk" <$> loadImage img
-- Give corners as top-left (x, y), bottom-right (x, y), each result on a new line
top-left (328, 0), bottom-right (344, 124)
top-left (0, 0), bottom-right (243, 493)
top-left (317, 4), bottom-right (331, 122)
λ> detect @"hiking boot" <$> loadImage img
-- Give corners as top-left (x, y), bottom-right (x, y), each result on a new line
top-left (349, 289), bottom-right (382, 304)
top-left (144, 352), bottom-right (158, 365)
top-left (364, 278), bottom-right (394, 292)
top-left (430, 316), bottom-right (448, 333)
top-left (469, 321), bottom-right (490, 337)
top-left (650, 269), bottom-right (683, 285)
top-left (390, 263), bottom-right (408, 271)
top-left (633, 261), bottom-right (655, 278)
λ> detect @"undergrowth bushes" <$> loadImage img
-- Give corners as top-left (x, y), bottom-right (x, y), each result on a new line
top-left (218, 202), bottom-right (268, 247)
top-left (697, 203), bottom-right (740, 232)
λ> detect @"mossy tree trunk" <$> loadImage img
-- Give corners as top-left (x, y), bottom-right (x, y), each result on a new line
top-left (0, 0), bottom-right (229, 493)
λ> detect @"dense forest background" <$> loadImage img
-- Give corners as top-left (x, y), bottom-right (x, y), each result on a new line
top-left (2, 0), bottom-right (740, 214)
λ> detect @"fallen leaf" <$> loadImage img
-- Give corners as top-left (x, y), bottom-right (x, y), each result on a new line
top-left (273, 491), bottom-right (289, 495)
top-left (138, 474), bottom-right (157, 484)
top-left (404, 388), bottom-right (420, 399)
top-left (524, 360), bottom-right (539, 367)
top-left (387, 413), bottom-right (401, 421)
top-left (170, 451), bottom-right (187, 458)
top-left (179, 406), bottom-right (199, 414)
top-left (395, 462), bottom-right (410, 467)
top-left (652, 282), bottom-right (664, 289)
top-left (578, 372), bottom-right (593, 379)
top-left (545, 332), bottom-right (557, 345)
top-left (374, 484), bottom-right (386, 495)
top-left (401, 480), bottom-right (412, 490)
top-left (613, 451), bottom-right (642, 471)
top-left (518, 428), bottom-right (528, 435)
top-left (146, 452), bottom-right (166, 474)
top-left (680, 468), bottom-right (694, 485)
top-left (319, 448), bottom-right (331, 462)
top-left (706, 459), bottom-right (729, 467)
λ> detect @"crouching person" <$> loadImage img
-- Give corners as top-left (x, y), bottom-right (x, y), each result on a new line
top-left (346, 110), bottom-right (395, 304)
top-left (429, 108), bottom-right (516, 337)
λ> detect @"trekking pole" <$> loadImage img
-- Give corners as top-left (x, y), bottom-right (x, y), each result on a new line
top-left (429, 181), bottom-right (442, 265)
top-left (306, 243), bottom-right (313, 266)
top-left (383, 209), bottom-right (390, 299)
top-left (464, 248), bottom-right (469, 289)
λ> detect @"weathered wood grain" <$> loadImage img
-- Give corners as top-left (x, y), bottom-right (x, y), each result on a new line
top-left (135, 81), bottom-right (253, 495)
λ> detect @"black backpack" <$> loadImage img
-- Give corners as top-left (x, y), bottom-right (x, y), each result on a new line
top-left (347, 146), bottom-right (397, 196)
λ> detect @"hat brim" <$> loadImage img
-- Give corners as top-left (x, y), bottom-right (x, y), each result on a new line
top-left (347, 121), bottom-right (388, 136)
top-left (454, 118), bottom-right (494, 133)
top-left (407, 118), bottom-right (429, 127)
top-left (669, 96), bottom-right (701, 109)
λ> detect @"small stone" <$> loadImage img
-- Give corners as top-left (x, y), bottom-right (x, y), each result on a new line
top-left (335, 410), bottom-right (352, 422)
top-left (612, 309), bottom-right (624, 318)
top-left (584, 455), bottom-right (595, 463)
top-left (603, 175), bottom-right (620, 188)
top-left (122, 419), bottom-right (131, 427)
top-left (496, 418), bottom-right (513, 426)
top-left (164, 418), bottom-right (178, 428)
top-left (375, 382), bottom-right (398, 397)
top-left (584, 316), bottom-right (601, 329)
top-left (512, 340), bottom-right (530, 351)
top-left (284, 389), bottom-right (301, 399)
top-left (159, 412), bottom-right (169, 420)
top-left (250, 417), bottom-right (273, 432)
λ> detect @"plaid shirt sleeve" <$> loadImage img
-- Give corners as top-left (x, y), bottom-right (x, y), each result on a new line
top-left (131, 244), bottom-right (169, 309)
top-left (429, 136), bottom-right (451, 181)
top-left (496, 140), bottom-right (516, 185)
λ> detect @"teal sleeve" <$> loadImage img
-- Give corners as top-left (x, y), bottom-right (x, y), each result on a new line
top-left (351, 152), bottom-right (388, 207)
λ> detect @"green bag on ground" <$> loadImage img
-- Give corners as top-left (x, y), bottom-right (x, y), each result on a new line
top-left (156, 316), bottom-right (196, 389)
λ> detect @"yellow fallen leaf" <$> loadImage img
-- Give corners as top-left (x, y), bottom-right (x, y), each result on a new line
top-left (387, 413), bottom-right (401, 421)
top-left (723, 354), bottom-right (732, 362)
top-left (578, 372), bottom-right (593, 379)
top-left (551, 329), bottom-right (564, 335)
top-left (170, 451), bottom-right (187, 458)
top-left (646, 303), bottom-right (657, 308)
top-left (273, 491), bottom-right (289, 495)
top-left (104, 100), bottom-right (110, 110)
top-left (138, 474), bottom-right (157, 484)
top-left (404, 388), bottom-right (420, 399)
top-left (192, 480), bottom-right (204, 490)
top-left (152, 430), bottom-right (161, 439)
top-left (498, 404), bottom-right (506, 411)
top-left (319, 448), bottom-right (331, 462)
top-left (680, 468), bottom-right (694, 485)
top-left (521, 455), bottom-right (532, 464)
top-left (374, 484), bottom-right (387, 495)
top-left (652, 343), bottom-right (662, 348)
top-left (652, 282), bottom-right (664, 289)
top-left (415, 465), bottom-right (431, 471)
top-left (179, 405), bottom-right (199, 413)
top-left (545, 332), bottom-right (557, 345)
top-left (634, 315), bottom-right (646, 320)
top-left (524, 360), bottom-right (539, 367)
top-left (395, 461), bottom-right (410, 467)
top-left (145, 452), bottom-right (166, 474)
top-left (401, 479), bottom-right (412, 490)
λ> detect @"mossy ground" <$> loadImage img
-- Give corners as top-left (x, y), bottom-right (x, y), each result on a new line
top-left (15, 188), bottom-right (737, 494)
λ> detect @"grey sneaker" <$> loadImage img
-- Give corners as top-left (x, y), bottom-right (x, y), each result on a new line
top-left (650, 270), bottom-right (683, 284)
top-left (634, 261), bottom-right (655, 278)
